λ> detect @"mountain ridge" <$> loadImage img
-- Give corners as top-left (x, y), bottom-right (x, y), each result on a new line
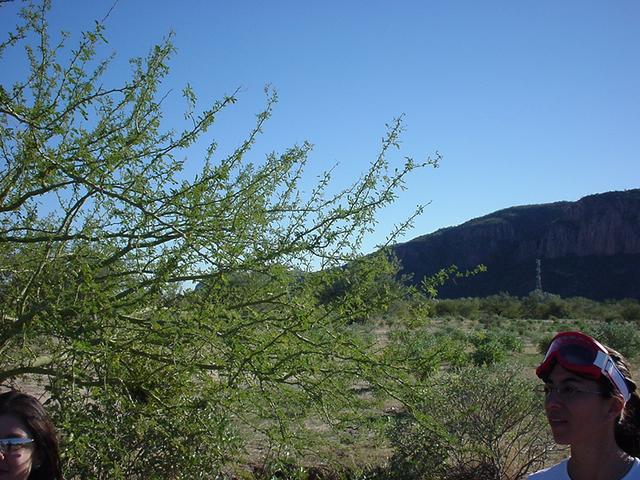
top-left (391, 189), bottom-right (640, 300)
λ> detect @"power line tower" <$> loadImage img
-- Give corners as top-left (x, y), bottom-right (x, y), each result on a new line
top-left (535, 258), bottom-right (543, 293)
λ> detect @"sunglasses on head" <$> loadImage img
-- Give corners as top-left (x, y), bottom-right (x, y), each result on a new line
top-left (536, 331), bottom-right (630, 403)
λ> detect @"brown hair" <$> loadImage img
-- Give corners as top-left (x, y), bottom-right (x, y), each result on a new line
top-left (601, 348), bottom-right (640, 457)
top-left (0, 390), bottom-right (63, 480)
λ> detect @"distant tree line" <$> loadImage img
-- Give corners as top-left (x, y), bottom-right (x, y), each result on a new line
top-left (431, 293), bottom-right (640, 322)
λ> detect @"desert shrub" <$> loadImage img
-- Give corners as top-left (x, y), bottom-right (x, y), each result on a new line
top-left (433, 298), bottom-right (481, 319)
top-left (434, 299), bottom-right (459, 317)
top-left (542, 297), bottom-right (572, 319)
top-left (385, 330), bottom-right (470, 379)
top-left (495, 330), bottom-right (524, 352)
top-left (563, 296), bottom-right (604, 319)
top-left (385, 410), bottom-right (449, 480)
top-left (386, 365), bottom-right (554, 480)
top-left (537, 333), bottom-right (555, 356)
top-left (619, 299), bottom-right (640, 322)
top-left (522, 294), bottom-right (573, 320)
top-left (600, 300), bottom-right (626, 322)
top-left (469, 329), bottom-right (523, 366)
top-left (520, 294), bottom-right (543, 319)
top-left (386, 295), bottom-right (431, 326)
top-left (438, 324), bottom-right (470, 343)
top-left (478, 313), bottom-right (506, 329)
top-left (471, 341), bottom-right (507, 366)
top-left (455, 298), bottom-right (481, 319)
top-left (478, 294), bottom-right (522, 319)
top-left (588, 321), bottom-right (640, 359)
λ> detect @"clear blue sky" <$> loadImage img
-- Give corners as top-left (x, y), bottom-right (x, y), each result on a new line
top-left (2, 1), bottom-right (638, 254)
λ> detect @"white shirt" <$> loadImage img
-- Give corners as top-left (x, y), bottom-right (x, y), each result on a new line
top-left (528, 458), bottom-right (640, 479)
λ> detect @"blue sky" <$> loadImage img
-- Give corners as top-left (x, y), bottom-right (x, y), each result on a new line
top-left (2, 1), bottom-right (638, 254)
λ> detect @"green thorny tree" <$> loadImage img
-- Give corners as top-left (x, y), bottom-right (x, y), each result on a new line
top-left (0, 2), bottom-right (440, 478)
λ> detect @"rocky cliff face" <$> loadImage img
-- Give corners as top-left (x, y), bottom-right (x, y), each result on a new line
top-left (392, 189), bottom-right (640, 300)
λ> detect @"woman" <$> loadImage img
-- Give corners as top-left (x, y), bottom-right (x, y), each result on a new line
top-left (0, 390), bottom-right (62, 480)
top-left (530, 331), bottom-right (640, 479)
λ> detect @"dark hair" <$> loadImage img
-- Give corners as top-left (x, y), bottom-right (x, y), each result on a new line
top-left (0, 390), bottom-right (63, 480)
top-left (600, 348), bottom-right (640, 457)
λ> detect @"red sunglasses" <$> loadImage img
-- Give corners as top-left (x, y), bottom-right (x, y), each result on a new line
top-left (536, 331), bottom-right (630, 402)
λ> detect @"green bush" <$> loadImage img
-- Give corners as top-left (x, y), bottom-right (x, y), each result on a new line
top-left (456, 298), bottom-right (481, 319)
top-left (469, 330), bottom-right (523, 366)
top-left (434, 299), bottom-right (459, 317)
top-left (543, 298), bottom-right (572, 319)
top-left (620, 300), bottom-right (640, 322)
top-left (385, 330), bottom-right (470, 379)
top-left (537, 333), bottom-right (554, 356)
top-left (434, 297), bottom-right (481, 319)
top-left (386, 365), bottom-right (554, 480)
top-left (471, 340), bottom-right (507, 366)
top-left (478, 294), bottom-right (522, 318)
top-left (589, 321), bottom-right (640, 359)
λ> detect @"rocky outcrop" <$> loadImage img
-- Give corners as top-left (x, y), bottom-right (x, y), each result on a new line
top-left (392, 189), bottom-right (640, 300)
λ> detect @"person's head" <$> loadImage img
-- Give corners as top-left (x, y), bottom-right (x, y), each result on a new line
top-left (0, 391), bottom-right (62, 480)
top-left (536, 331), bottom-right (640, 455)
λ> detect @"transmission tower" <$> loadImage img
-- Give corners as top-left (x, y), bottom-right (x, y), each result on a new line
top-left (535, 258), bottom-right (543, 292)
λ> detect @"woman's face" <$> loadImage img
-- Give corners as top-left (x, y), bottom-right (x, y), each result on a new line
top-left (0, 414), bottom-right (37, 480)
top-left (544, 365), bottom-right (620, 446)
